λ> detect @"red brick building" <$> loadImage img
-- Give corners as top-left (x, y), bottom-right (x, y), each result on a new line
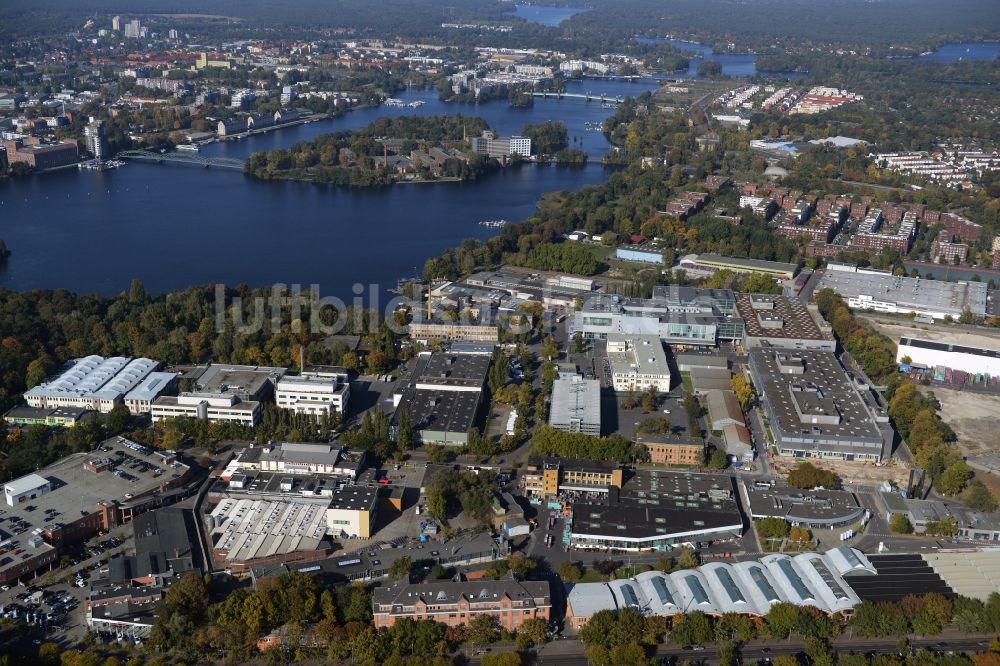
top-left (372, 577), bottom-right (551, 631)
top-left (4, 139), bottom-right (79, 170)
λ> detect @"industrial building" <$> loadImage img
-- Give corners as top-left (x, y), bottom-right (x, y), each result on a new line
top-left (3, 139), bottom-right (79, 170)
top-left (469, 130), bottom-right (532, 158)
top-left (521, 457), bottom-right (624, 497)
top-left (749, 349), bottom-right (891, 462)
top-left (607, 334), bottom-right (671, 392)
top-left (744, 481), bottom-right (865, 528)
top-left (548, 374), bottom-right (601, 435)
top-left (817, 264), bottom-right (988, 320)
top-left (25, 355), bottom-right (160, 413)
top-left (229, 441), bottom-right (366, 478)
top-left (735, 293), bottom-right (835, 351)
top-left (639, 436), bottom-right (705, 466)
top-left (275, 367), bottom-right (351, 416)
top-left (566, 472), bottom-right (743, 552)
top-left (2, 405), bottom-right (88, 428)
top-left (878, 492), bottom-right (1000, 542)
top-left (151, 363), bottom-right (287, 426)
top-left (615, 244), bottom-right (665, 264)
top-left (896, 337), bottom-right (1000, 381)
top-left (123, 372), bottom-right (178, 414)
top-left (0, 437), bottom-right (192, 585)
top-left (372, 577), bottom-right (551, 630)
top-left (570, 286), bottom-right (744, 345)
top-left (393, 347), bottom-right (492, 446)
top-left (565, 547), bottom-right (876, 628)
top-left (922, 551), bottom-right (1000, 601)
top-left (679, 253), bottom-right (799, 280)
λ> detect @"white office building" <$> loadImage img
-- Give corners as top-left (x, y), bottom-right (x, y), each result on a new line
top-left (549, 374), bottom-right (601, 436)
top-left (124, 372), bottom-right (178, 414)
top-left (275, 373), bottom-right (350, 417)
top-left (151, 393), bottom-right (261, 426)
top-left (607, 334), bottom-right (671, 392)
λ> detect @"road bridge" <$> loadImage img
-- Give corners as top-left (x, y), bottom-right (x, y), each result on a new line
top-left (118, 149), bottom-right (245, 170)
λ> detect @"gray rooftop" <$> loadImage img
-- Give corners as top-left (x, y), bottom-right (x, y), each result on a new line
top-left (548, 375), bottom-right (601, 434)
top-left (817, 269), bottom-right (988, 317)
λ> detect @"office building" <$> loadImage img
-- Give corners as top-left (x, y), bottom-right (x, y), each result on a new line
top-left (393, 347), bottom-right (491, 446)
top-left (548, 374), bottom-right (601, 435)
top-left (25, 355), bottom-right (159, 413)
top-left (570, 286), bottom-right (744, 346)
top-left (373, 577), bottom-right (552, 630)
top-left (735, 293), bottom-right (835, 351)
top-left (84, 119), bottom-right (109, 159)
top-left (469, 130), bottom-right (532, 158)
top-left (749, 349), bottom-right (891, 462)
top-left (521, 457), bottom-right (624, 497)
top-left (112, 15), bottom-right (121, 31)
top-left (879, 492), bottom-right (1000, 543)
top-left (566, 547), bottom-right (876, 627)
top-left (275, 368), bottom-right (350, 416)
top-left (0, 437), bottom-right (192, 585)
top-left (151, 364), bottom-right (286, 426)
top-left (607, 334), bottom-right (671, 392)
top-left (897, 337), bottom-right (1000, 381)
top-left (817, 264), bottom-right (987, 320)
top-left (123, 19), bottom-right (141, 38)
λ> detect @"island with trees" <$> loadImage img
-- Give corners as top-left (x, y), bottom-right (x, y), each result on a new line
top-left (244, 115), bottom-right (517, 186)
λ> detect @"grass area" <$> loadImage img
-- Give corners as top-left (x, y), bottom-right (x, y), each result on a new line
top-left (681, 371), bottom-right (693, 393)
top-left (579, 568), bottom-right (606, 583)
top-left (614, 566), bottom-right (647, 579)
top-left (584, 243), bottom-right (614, 262)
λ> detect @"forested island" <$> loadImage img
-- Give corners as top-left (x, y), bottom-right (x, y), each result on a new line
top-left (244, 115), bottom-right (514, 186)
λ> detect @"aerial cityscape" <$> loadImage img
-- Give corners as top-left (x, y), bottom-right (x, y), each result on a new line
top-left (0, 0), bottom-right (999, 664)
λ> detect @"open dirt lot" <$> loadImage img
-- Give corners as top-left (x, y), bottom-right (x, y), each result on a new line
top-left (769, 457), bottom-right (911, 488)
top-left (862, 316), bottom-right (1000, 350)
top-left (917, 385), bottom-right (1000, 457)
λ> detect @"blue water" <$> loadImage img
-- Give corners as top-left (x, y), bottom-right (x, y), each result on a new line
top-left (0, 79), bottom-right (657, 302)
top-left (633, 36), bottom-right (759, 77)
top-left (913, 41), bottom-right (1000, 63)
top-left (508, 5), bottom-right (588, 26)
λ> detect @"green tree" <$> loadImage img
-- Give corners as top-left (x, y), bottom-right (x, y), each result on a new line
top-left (467, 614), bottom-right (499, 646)
top-left (559, 559), bottom-right (583, 583)
top-left (676, 548), bottom-right (699, 570)
top-left (889, 513), bottom-right (912, 534)
top-left (388, 556), bottom-right (413, 580)
top-left (515, 617), bottom-right (549, 650)
top-left (764, 602), bottom-right (802, 639)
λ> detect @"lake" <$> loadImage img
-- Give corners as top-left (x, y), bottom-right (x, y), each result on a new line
top-left (0, 79), bottom-right (657, 303)
top-left (633, 37), bottom-right (760, 77)
top-left (913, 41), bottom-right (1000, 63)
top-left (508, 5), bottom-right (588, 27)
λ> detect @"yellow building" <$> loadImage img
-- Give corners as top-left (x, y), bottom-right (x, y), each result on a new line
top-left (522, 457), bottom-right (623, 498)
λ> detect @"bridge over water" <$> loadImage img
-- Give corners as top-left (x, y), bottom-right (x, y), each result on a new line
top-left (118, 149), bottom-right (245, 170)
top-left (530, 92), bottom-right (624, 104)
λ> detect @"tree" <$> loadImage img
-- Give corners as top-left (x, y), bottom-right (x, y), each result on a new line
top-left (515, 617), bottom-right (548, 650)
top-left (559, 559), bottom-right (583, 583)
top-left (482, 654), bottom-right (522, 666)
top-left (935, 460), bottom-right (973, 496)
top-left (730, 374), bottom-right (754, 410)
top-left (467, 615), bottom-right (499, 646)
top-left (764, 602), bottom-right (802, 639)
top-left (756, 517), bottom-right (791, 540)
top-left (670, 610), bottom-right (713, 645)
top-left (676, 548), bottom-right (699, 570)
top-left (396, 409), bottom-right (413, 451)
top-left (787, 462), bottom-right (839, 490)
top-left (105, 403), bottom-right (131, 435)
top-left (708, 446), bottom-right (729, 470)
top-left (697, 60), bottom-right (723, 77)
top-left (388, 556), bottom-right (412, 580)
top-left (889, 513), bottom-right (913, 534)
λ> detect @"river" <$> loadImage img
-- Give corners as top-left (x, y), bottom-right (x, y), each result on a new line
top-left (0, 78), bottom-right (658, 302)
top-left (913, 41), bottom-right (1000, 62)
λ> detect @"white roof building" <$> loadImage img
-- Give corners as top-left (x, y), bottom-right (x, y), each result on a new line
top-left (24, 356), bottom-right (159, 413)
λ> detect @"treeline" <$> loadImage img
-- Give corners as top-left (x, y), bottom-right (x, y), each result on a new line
top-left (530, 425), bottom-right (634, 463)
top-left (424, 466), bottom-right (497, 523)
top-left (521, 121), bottom-right (569, 156)
top-left (814, 288), bottom-right (898, 383)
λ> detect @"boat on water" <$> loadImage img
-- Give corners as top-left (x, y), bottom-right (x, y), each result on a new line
top-left (408, 100), bottom-right (425, 108)
top-left (176, 144), bottom-right (200, 152)
top-left (478, 219), bottom-right (508, 228)
top-left (78, 159), bottom-right (124, 171)
top-left (384, 98), bottom-right (406, 107)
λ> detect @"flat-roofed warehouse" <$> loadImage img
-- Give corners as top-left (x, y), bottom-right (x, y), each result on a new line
top-left (749, 348), bottom-right (891, 462)
top-left (566, 547), bottom-right (876, 628)
top-left (817, 265), bottom-right (987, 320)
top-left (393, 347), bottom-right (492, 446)
top-left (922, 550), bottom-right (1000, 601)
top-left (24, 355), bottom-right (160, 413)
top-left (735, 293), bottom-right (835, 351)
top-left (897, 336), bottom-right (1000, 381)
top-left (567, 471), bottom-right (742, 551)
